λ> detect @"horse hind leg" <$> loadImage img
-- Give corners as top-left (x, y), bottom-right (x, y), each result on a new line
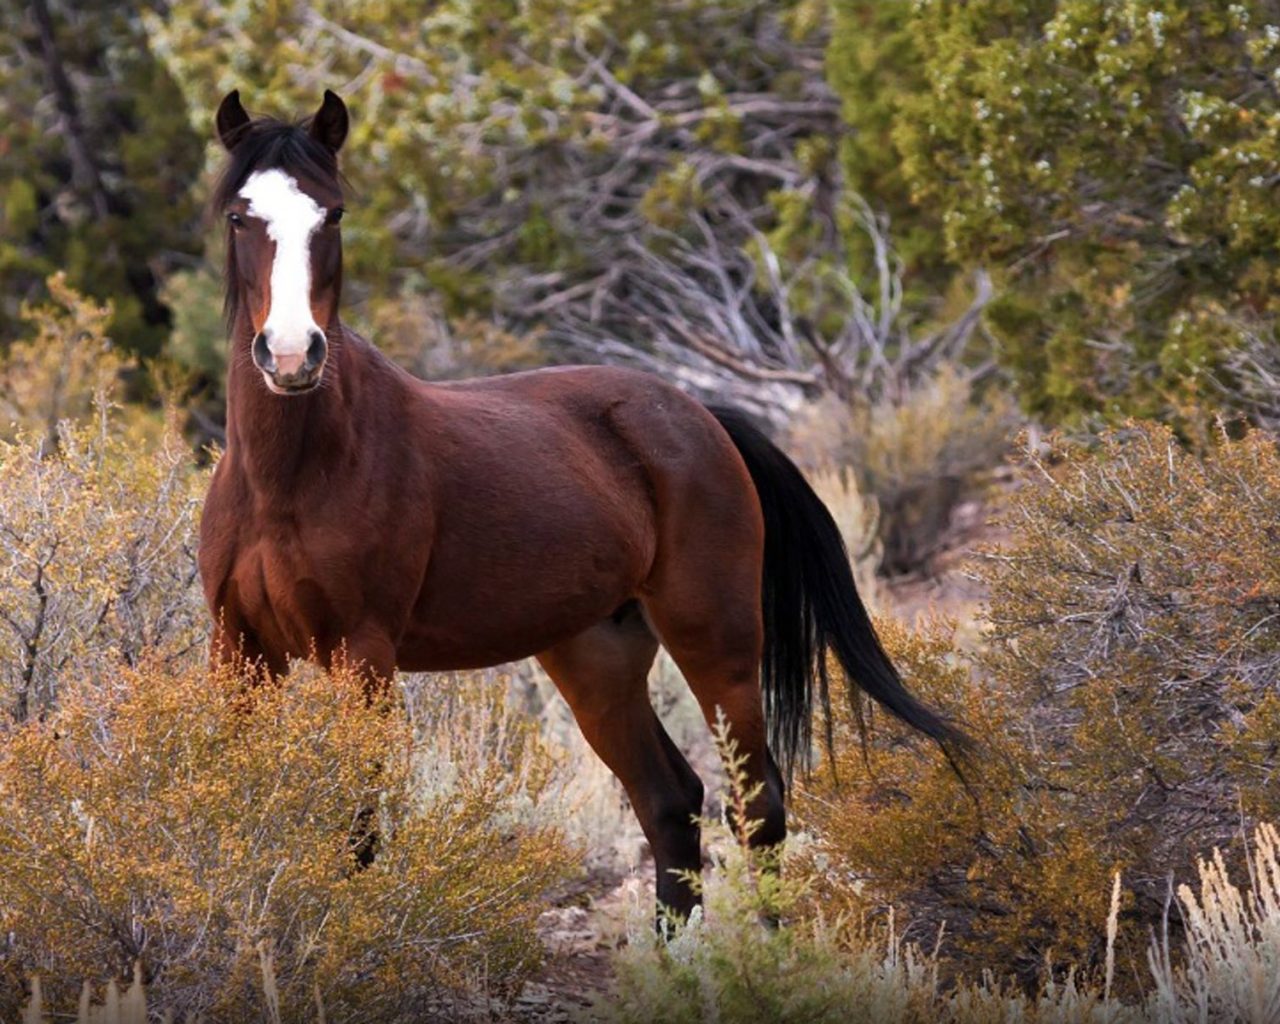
top-left (641, 571), bottom-right (787, 859)
top-left (536, 602), bottom-right (705, 922)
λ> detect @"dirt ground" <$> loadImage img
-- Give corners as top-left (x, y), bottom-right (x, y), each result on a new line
top-left (516, 875), bottom-right (646, 1020)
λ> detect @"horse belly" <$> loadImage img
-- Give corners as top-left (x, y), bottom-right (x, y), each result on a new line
top-left (396, 513), bottom-right (650, 670)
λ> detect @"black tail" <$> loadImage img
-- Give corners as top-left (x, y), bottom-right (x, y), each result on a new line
top-left (709, 406), bottom-right (970, 778)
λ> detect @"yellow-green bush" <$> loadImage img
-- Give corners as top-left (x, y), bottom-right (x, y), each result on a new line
top-left (0, 274), bottom-right (135, 446)
top-left (798, 421), bottom-right (1280, 990)
top-left (796, 618), bottom-right (1077, 986)
top-left (0, 661), bottom-right (574, 1022)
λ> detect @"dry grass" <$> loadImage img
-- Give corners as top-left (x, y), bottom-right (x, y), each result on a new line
top-left (1148, 823), bottom-right (1280, 1022)
top-left (789, 368), bottom-right (1017, 576)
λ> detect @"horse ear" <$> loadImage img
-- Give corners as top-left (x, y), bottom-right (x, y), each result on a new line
top-left (215, 90), bottom-right (251, 151)
top-left (309, 90), bottom-right (349, 155)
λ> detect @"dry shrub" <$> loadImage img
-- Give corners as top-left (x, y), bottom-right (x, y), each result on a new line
top-left (809, 466), bottom-right (884, 612)
top-left (981, 421), bottom-right (1280, 914)
top-left (0, 660), bottom-right (573, 1022)
top-left (0, 411), bottom-right (206, 721)
top-left (0, 273), bottom-right (204, 721)
top-left (794, 618), bottom-right (1069, 983)
top-left (406, 662), bottom-right (654, 879)
top-left (790, 367), bottom-right (1016, 576)
top-left (0, 273), bottom-right (135, 445)
top-left (798, 420), bottom-right (1280, 991)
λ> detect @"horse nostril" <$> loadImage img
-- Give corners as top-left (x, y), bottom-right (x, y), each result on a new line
top-left (305, 330), bottom-right (327, 371)
top-left (252, 332), bottom-right (276, 372)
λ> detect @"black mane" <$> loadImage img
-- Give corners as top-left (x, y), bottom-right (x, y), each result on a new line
top-left (213, 117), bottom-right (343, 328)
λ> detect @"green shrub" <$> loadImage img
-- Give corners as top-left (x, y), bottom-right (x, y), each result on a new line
top-left (827, 0), bottom-right (1280, 428)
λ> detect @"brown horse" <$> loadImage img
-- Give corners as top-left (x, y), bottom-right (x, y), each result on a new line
top-left (199, 90), bottom-right (965, 918)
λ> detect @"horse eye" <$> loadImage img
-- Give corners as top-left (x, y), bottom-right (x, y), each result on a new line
top-left (326, 207), bottom-right (344, 226)
top-left (227, 212), bottom-right (244, 229)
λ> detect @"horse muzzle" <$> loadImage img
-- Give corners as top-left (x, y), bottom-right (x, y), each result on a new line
top-left (253, 330), bottom-right (327, 393)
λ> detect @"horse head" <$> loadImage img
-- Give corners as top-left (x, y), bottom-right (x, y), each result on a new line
top-left (213, 90), bottom-right (349, 395)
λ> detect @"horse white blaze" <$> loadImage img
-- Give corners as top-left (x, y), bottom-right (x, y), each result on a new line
top-left (239, 169), bottom-right (324, 368)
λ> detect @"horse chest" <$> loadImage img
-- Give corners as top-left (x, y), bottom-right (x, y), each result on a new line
top-left (226, 535), bottom-right (365, 653)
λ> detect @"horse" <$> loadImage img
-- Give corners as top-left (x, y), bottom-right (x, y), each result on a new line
top-left (199, 89), bottom-right (966, 919)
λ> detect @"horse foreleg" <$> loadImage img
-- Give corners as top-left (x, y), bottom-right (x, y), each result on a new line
top-left (209, 613), bottom-right (283, 683)
top-left (323, 626), bottom-right (398, 867)
top-left (537, 605), bottom-right (705, 925)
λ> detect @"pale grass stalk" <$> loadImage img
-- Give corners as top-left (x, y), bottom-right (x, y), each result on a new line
top-left (1147, 823), bottom-right (1280, 1024)
top-left (21, 976), bottom-right (43, 1024)
top-left (24, 964), bottom-right (186, 1024)
top-left (101, 979), bottom-right (121, 1023)
top-left (258, 939), bottom-right (282, 1024)
top-left (1105, 871), bottom-right (1121, 1007)
top-left (120, 962), bottom-right (147, 1024)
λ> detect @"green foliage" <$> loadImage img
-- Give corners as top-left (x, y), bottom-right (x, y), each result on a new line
top-left (827, 0), bottom-right (1280, 426)
top-left (161, 266), bottom-right (227, 387)
top-left (144, 0), bottom-right (834, 367)
top-left (826, 0), bottom-right (949, 294)
top-left (159, 265), bottom-right (233, 445)
top-left (0, 2), bottom-right (202, 357)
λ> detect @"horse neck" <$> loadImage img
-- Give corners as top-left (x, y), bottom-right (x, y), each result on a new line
top-left (224, 314), bottom-right (363, 490)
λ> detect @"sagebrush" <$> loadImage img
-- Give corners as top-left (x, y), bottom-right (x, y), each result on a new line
top-left (799, 420), bottom-right (1280, 989)
top-left (0, 661), bottom-right (574, 1022)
